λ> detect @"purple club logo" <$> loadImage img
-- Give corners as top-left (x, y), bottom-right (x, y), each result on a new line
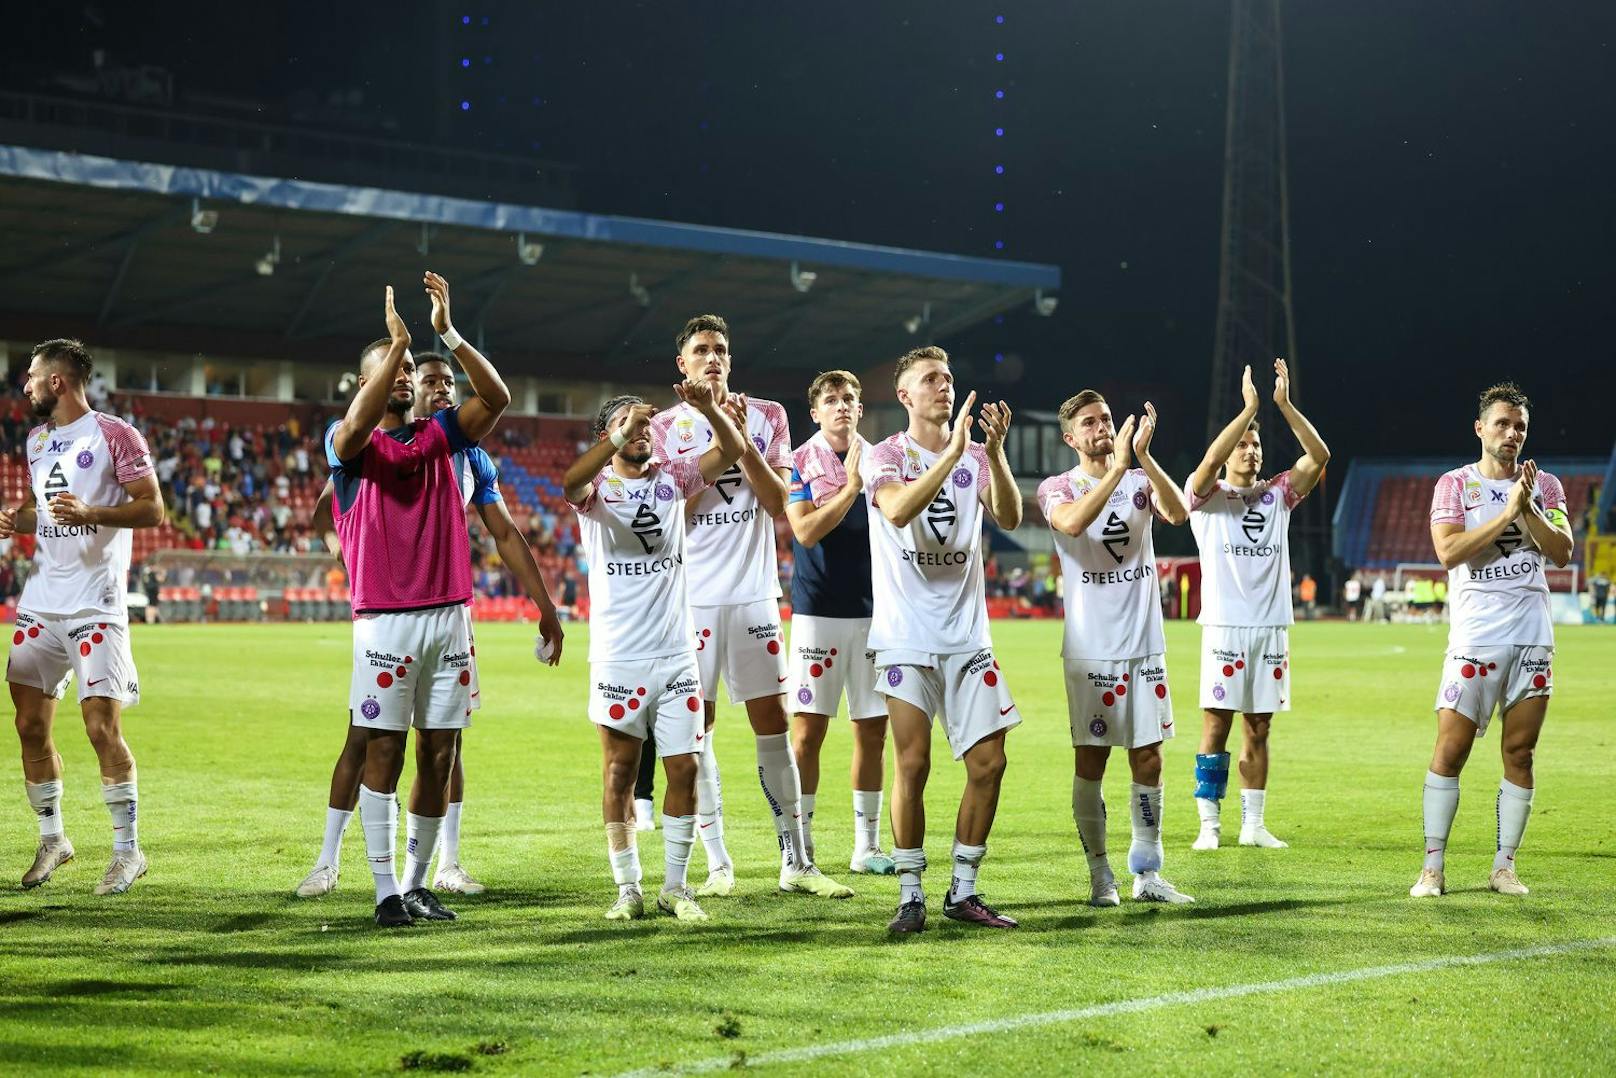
top-left (1132, 489), bottom-right (1148, 510)
top-left (952, 468), bottom-right (972, 488)
top-left (1211, 684), bottom-right (1227, 703)
top-left (886, 667), bottom-right (904, 687)
top-left (1260, 491), bottom-right (1275, 505)
top-left (76, 450), bottom-right (94, 469)
top-left (655, 484), bottom-right (674, 502)
top-left (797, 687), bottom-right (813, 706)
top-left (752, 435), bottom-right (767, 454)
top-left (1443, 682), bottom-right (1461, 704)
top-left (360, 699), bottom-right (381, 720)
top-left (1089, 718), bottom-right (1108, 737)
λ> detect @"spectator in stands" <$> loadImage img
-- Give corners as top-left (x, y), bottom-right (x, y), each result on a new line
top-left (1298, 573), bottom-right (1318, 619)
top-left (1344, 576), bottom-right (1362, 621)
top-left (1370, 575), bottom-right (1388, 621)
top-left (1591, 572), bottom-right (1611, 623)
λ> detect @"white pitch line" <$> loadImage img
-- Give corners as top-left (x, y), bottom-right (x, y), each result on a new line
top-left (614, 936), bottom-right (1615, 1077)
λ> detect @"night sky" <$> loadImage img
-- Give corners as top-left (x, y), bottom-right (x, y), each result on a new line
top-left (12, 2), bottom-right (1616, 468)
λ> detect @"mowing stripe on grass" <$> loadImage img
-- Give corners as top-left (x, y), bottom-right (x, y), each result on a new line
top-left (616, 935), bottom-right (1616, 1076)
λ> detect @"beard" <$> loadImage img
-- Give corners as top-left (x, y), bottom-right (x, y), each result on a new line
top-left (618, 445), bottom-right (652, 465)
top-left (385, 393), bottom-right (414, 416)
top-left (30, 393), bottom-right (56, 418)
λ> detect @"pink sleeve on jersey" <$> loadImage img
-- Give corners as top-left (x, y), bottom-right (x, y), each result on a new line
top-left (1536, 471), bottom-right (1567, 512)
top-left (1036, 474), bottom-right (1075, 519)
top-left (1270, 470), bottom-right (1305, 511)
top-left (969, 444), bottom-right (993, 500)
top-left (865, 438), bottom-right (905, 495)
top-left (759, 401), bottom-right (791, 471)
top-left (567, 470), bottom-right (607, 513)
top-left (1430, 472), bottom-right (1465, 526)
top-left (793, 441), bottom-right (846, 505)
top-left (1185, 476), bottom-right (1216, 512)
top-left (664, 457), bottom-right (707, 499)
top-left (648, 410), bottom-right (675, 465)
top-left (96, 414), bottom-right (154, 484)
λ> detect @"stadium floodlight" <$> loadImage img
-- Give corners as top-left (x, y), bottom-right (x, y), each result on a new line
top-left (337, 372), bottom-right (357, 395)
top-left (190, 198), bottom-right (218, 235)
top-left (517, 233), bottom-right (544, 265)
top-left (254, 235), bottom-right (282, 277)
top-left (903, 301), bottom-right (932, 335)
top-left (789, 261), bottom-right (817, 293)
top-left (628, 272), bottom-right (651, 308)
top-left (1033, 289), bottom-right (1059, 316)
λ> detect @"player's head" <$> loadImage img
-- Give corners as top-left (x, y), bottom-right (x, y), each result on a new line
top-left (414, 352), bottom-right (456, 417)
top-left (893, 346), bottom-right (953, 423)
top-left (358, 337), bottom-right (416, 415)
top-left (1058, 389), bottom-right (1116, 460)
top-left (807, 369), bottom-right (863, 436)
top-left (26, 338), bottom-right (94, 417)
top-left (1475, 381), bottom-right (1530, 466)
top-left (595, 394), bottom-right (652, 465)
top-left (1223, 419), bottom-right (1263, 482)
top-left (676, 315), bottom-right (730, 390)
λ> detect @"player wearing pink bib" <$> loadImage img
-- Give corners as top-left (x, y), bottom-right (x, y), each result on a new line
top-left (566, 384), bottom-right (746, 921)
top-left (1411, 382), bottom-right (1572, 900)
top-left (648, 314), bottom-right (851, 901)
top-left (866, 347), bottom-right (1023, 934)
top-left (1185, 360), bottom-right (1330, 851)
top-left (1039, 391), bottom-right (1194, 907)
top-left (3, 339), bottom-right (164, 895)
top-left (327, 277), bottom-right (511, 928)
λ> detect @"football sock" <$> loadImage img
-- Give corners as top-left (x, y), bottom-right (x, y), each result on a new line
top-left (101, 780), bottom-right (138, 853)
top-left (358, 785), bottom-right (400, 903)
top-left (26, 780), bottom-right (64, 839)
top-left (695, 730), bottom-right (730, 869)
top-left (853, 789), bottom-right (882, 854)
top-left (1422, 771), bottom-right (1460, 872)
top-left (755, 733), bottom-right (807, 869)
top-left (662, 814), bottom-right (695, 891)
top-left (1240, 788), bottom-right (1267, 831)
top-left (438, 800), bottom-right (463, 867)
top-left (800, 793), bottom-right (817, 860)
top-left (1126, 783), bottom-right (1164, 874)
top-left (893, 846), bottom-right (926, 905)
top-left (1494, 779), bottom-right (1534, 873)
top-left (949, 840), bottom-right (985, 901)
top-left (318, 807), bottom-right (352, 868)
top-left (402, 813), bottom-right (442, 892)
top-left (1072, 775), bottom-right (1111, 881)
top-left (606, 820), bottom-right (641, 894)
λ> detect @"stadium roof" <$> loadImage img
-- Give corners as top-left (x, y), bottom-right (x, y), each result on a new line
top-left (0, 144), bottom-right (1060, 384)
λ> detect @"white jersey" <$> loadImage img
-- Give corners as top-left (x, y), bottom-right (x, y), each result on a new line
top-left (1187, 470), bottom-right (1305, 627)
top-left (21, 411), bottom-right (154, 618)
top-left (1430, 464), bottom-right (1566, 648)
top-left (650, 397), bottom-right (791, 607)
top-left (1038, 467), bottom-right (1165, 661)
top-left (570, 458), bottom-right (708, 663)
top-left (865, 433), bottom-right (994, 657)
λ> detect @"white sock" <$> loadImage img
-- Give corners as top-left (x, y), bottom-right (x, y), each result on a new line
top-left (438, 801), bottom-right (463, 868)
top-left (102, 781), bottom-right (138, 852)
top-left (318, 807), bottom-right (352, 868)
top-left (1126, 783), bottom-right (1164, 874)
top-left (801, 792), bottom-right (817, 859)
top-left (1240, 788), bottom-right (1267, 831)
top-left (949, 840), bottom-right (985, 901)
top-left (402, 813), bottom-right (442, 892)
top-left (633, 798), bottom-right (655, 825)
top-left (1422, 771), bottom-right (1460, 871)
top-left (853, 789), bottom-right (882, 853)
top-left (1494, 779), bottom-right (1534, 872)
top-left (663, 814), bottom-right (695, 891)
top-left (755, 732), bottom-right (807, 869)
top-left (358, 785), bottom-right (401, 902)
top-left (606, 821), bottom-right (641, 891)
top-left (1195, 796), bottom-right (1220, 832)
top-left (894, 846), bottom-right (926, 905)
top-left (1071, 776), bottom-right (1111, 882)
top-left (695, 731), bottom-right (731, 869)
top-left (26, 780), bottom-right (64, 839)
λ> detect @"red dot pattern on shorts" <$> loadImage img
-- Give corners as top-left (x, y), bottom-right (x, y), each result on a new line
top-left (1273, 668), bottom-right (1284, 680)
top-left (810, 664), bottom-right (823, 677)
top-left (686, 697), bottom-right (700, 712)
top-left (1235, 659), bottom-right (1245, 670)
top-left (1102, 691), bottom-right (1115, 706)
top-left (79, 642), bottom-right (92, 657)
top-left (1155, 684), bottom-right (1167, 699)
top-left (91, 633), bottom-right (105, 645)
top-left (1223, 665), bottom-right (1235, 677)
top-left (458, 670), bottom-right (471, 686)
top-left (11, 631), bottom-right (22, 646)
top-left (610, 704), bottom-right (625, 720)
top-left (1116, 683), bottom-right (1127, 696)
top-left (1461, 664), bottom-right (1476, 678)
top-left (377, 672), bottom-right (393, 688)
top-left (627, 698), bottom-right (640, 710)
top-left (984, 670), bottom-right (998, 687)
top-left (766, 640), bottom-right (780, 655)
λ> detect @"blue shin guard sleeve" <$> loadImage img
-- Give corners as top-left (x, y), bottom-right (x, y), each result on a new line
top-left (1194, 753), bottom-right (1230, 800)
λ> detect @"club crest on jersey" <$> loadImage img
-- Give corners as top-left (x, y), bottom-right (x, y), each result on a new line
top-left (1211, 684), bottom-right (1227, 702)
top-left (76, 450), bottom-right (94, 469)
top-left (952, 467), bottom-right (972, 488)
top-left (1260, 490), bottom-right (1275, 505)
top-left (1443, 682), bottom-right (1461, 703)
top-left (1089, 718), bottom-right (1108, 737)
top-left (797, 687), bottom-right (813, 706)
top-left (655, 484), bottom-right (674, 502)
top-left (1132, 489), bottom-right (1148, 510)
top-left (359, 699), bottom-right (381, 720)
top-left (886, 667), bottom-right (904, 687)
top-left (752, 435), bottom-right (767, 454)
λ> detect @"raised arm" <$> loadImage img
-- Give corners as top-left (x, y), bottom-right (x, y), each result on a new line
top-left (1048, 415), bottom-right (1137, 536)
top-left (1189, 364), bottom-right (1259, 498)
top-left (1274, 358), bottom-right (1331, 497)
top-left (684, 382), bottom-right (749, 485)
top-left (563, 403), bottom-right (657, 504)
top-left (873, 392), bottom-right (976, 527)
top-left (786, 441), bottom-right (864, 548)
top-left (978, 400), bottom-right (1023, 530)
top-left (1515, 461), bottom-right (1574, 568)
top-left (476, 498), bottom-right (565, 665)
top-left (1132, 402), bottom-right (1189, 525)
top-left (1430, 468), bottom-right (1530, 570)
top-left (330, 286), bottom-right (409, 462)
top-left (426, 271), bottom-right (511, 443)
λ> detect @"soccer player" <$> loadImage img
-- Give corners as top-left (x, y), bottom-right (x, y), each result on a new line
top-left (785, 370), bottom-right (894, 875)
top-left (1040, 391), bottom-right (1195, 906)
top-left (866, 347), bottom-right (1022, 934)
top-left (328, 274), bottom-right (511, 927)
top-left (294, 354), bottom-right (564, 899)
top-left (3, 339), bottom-right (163, 894)
top-left (564, 383), bottom-right (745, 921)
top-left (1185, 359), bottom-right (1329, 850)
top-left (1412, 382), bottom-right (1571, 899)
top-left (648, 315), bottom-right (850, 899)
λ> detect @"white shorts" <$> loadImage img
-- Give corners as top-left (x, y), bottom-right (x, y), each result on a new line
top-left (349, 606), bottom-right (472, 732)
top-left (588, 652), bottom-right (705, 755)
top-left (693, 599), bottom-right (788, 705)
top-left (1199, 625), bottom-right (1290, 714)
top-left (1434, 645), bottom-right (1553, 736)
top-left (789, 615), bottom-right (883, 720)
top-left (1066, 655), bottom-right (1174, 748)
top-left (874, 647), bottom-right (1019, 759)
top-left (464, 607), bottom-right (481, 712)
top-left (6, 610), bottom-right (140, 706)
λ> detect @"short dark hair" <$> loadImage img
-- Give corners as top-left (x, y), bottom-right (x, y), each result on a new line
top-left (1478, 381), bottom-right (1530, 419)
top-left (358, 337), bottom-right (393, 373)
top-left (594, 394), bottom-right (645, 440)
top-left (413, 351), bottom-right (452, 371)
top-left (892, 346), bottom-right (949, 390)
top-left (1244, 419), bottom-right (1261, 434)
top-left (676, 315), bottom-right (729, 354)
top-left (807, 369), bottom-right (862, 408)
top-left (32, 338), bottom-right (94, 385)
top-left (1057, 389), bottom-right (1106, 432)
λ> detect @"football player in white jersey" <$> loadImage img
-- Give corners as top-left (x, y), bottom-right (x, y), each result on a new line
top-left (1412, 382), bottom-right (1571, 899)
top-left (866, 347), bottom-right (1023, 934)
top-left (2, 339), bottom-right (165, 895)
top-left (1039, 390), bottom-right (1194, 906)
top-left (1185, 360), bottom-right (1329, 851)
top-left (565, 382), bottom-right (746, 921)
top-left (648, 315), bottom-right (851, 900)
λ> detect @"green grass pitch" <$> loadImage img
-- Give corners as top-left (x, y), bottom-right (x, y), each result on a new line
top-left (1, 620), bottom-right (1612, 1075)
